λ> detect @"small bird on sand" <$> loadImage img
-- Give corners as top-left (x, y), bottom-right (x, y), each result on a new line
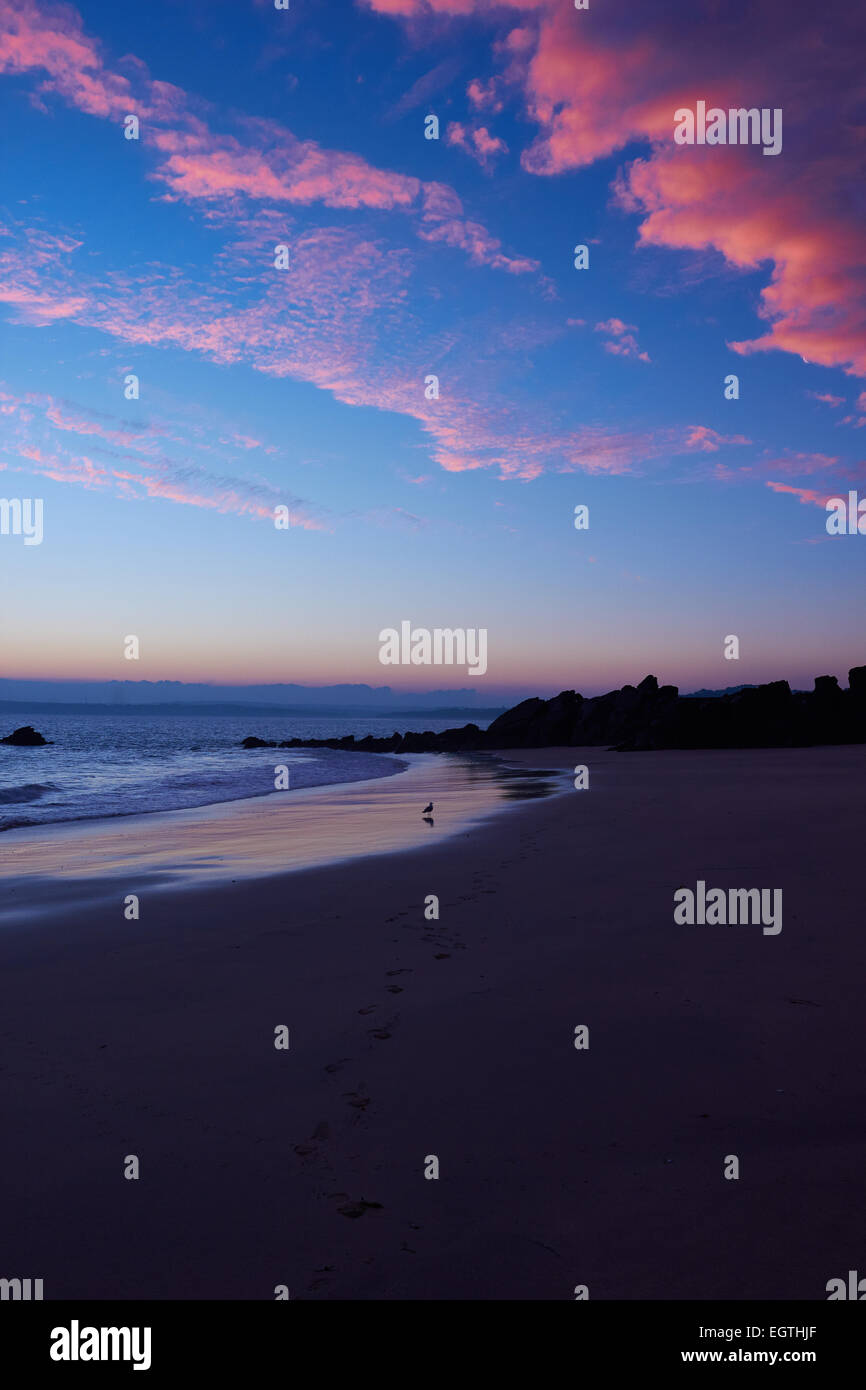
top-left (423, 801), bottom-right (433, 815)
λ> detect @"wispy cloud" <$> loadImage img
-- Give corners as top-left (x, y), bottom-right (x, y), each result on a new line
top-left (446, 121), bottom-right (508, 170)
top-left (366, 0), bottom-right (866, 379)
top-left (594, 317), bottom-right (650, 363)
top-left (0, 381), bottom-right (329, 529)
top-left (0, 0), bottom-right (538, 279)
top-left (765, 482), bottom-right (832, 509)
top-left (0, 220), bottom-right (764, 488)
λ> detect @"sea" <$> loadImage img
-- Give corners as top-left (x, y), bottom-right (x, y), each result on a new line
top-left (0, 711), bottom-right (493, 832)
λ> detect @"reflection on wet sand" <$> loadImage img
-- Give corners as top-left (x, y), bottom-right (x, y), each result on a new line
top-left (0, 753), bottom-right (569, 919)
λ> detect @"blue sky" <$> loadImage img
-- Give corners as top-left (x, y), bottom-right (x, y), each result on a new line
top-left (1, 0), bottom-right (864, 698)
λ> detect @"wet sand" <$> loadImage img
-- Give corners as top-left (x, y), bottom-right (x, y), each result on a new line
top-left (0, 745), bottom-right (863, 1299)
top-left (0, 753), bottom-right (566, 922)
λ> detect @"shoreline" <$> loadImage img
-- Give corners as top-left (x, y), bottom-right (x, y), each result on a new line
top-left (0, 744), bottom-right (863, 1297)
top-left (0, 751), bottom-right (411, 837)
top-left (0, 751), bottom-right (570, 923)
top-left (0, 743), bottom-right (417, 838)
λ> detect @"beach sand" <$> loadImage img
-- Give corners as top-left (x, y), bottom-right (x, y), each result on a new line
top-left (0, 745), bottom-right (863, 1300)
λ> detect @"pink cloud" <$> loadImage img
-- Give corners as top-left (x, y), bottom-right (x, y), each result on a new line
top-left (765, 482), bottom-right (832, 509)
top-left (467, 76), bottom-right (503, 113)
top-left (684, 425), bottom-right (751, 453)
top-left (594, 317), bottom-right (651, 363)
top-left (368, 0), bottom-right (866, 379)
top-left (44, 403), bottom-right (144, 448)
top-left (447, 121), bottom-right (508, 170)
top-left (0, 0), bottom-right (537, 280)
top-left (417, 214), bottom-right (536, 273)
top-left (0, 377), bottom-right (328, 529)
top-left (806, 391), bottom-right (844, 408)
top-left (151, 125), bottom-right (421, 211)
top-left (619, 147), bottom-right (866, 378)
top-left (219, 432), bottom-right (271, 453)
top-left (757, 451), bottom-right (841, 477)
top-left (0, 0), bottom-right (131, 117)
top-left (0, 219), bottom-right (763, 489)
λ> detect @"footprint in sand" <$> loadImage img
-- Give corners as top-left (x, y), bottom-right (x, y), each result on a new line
top-left (294, 1119), bottom-right (332, 1156)
top-left (368, 1028), bottom-right (392, 1040)
top-left (342, 1091), bottom-right (370, 1110)
top-left (338, 1198), bottom-right (383, 1219)
top-left (385, 985), bottom-right (403, 994)
top-left (358, 1006), bottom-right (377, 1015)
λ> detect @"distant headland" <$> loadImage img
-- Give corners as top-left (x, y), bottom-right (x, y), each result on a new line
top-left (240, 668), bottom-right (866, 753)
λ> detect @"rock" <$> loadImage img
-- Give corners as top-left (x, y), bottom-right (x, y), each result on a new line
top-left (485, 697), bottom-right (547, 745)
top-left (1, 725), bottom-right (49, 746)
top-left (240, 735), bottom-right (276, 748)
top-left (814, 675), bottom-right (841, 697)
top-left (238, 662), bottom-right (866, 754)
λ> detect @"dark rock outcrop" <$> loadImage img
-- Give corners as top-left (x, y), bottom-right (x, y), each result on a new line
top-left (239, 665), bottom-right (866, 754)
top-left (1, 725), bottom-right (49, 746)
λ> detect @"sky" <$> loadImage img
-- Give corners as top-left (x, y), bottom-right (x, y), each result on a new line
top-left (0, 0), bottom-right (864, 700)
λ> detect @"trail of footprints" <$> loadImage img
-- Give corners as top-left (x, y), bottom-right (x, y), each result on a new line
top-left (291, 889), bottom-right (481, 1292)
top-left (293, 850), bottom-right (538, 1292)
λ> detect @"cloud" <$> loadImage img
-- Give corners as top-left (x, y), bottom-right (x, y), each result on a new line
top-left (684, 426), bottom-right (752, 453)
top-left (765, 482), bottom-right (832, 509)
top-left (416, 208), bottom-right (535, 273)
top-left (366, 0), bottom-right (866, 379)
top-left (446, 121), bottom-right (508, 170)
top-left (594, 317), bottom-right (650, 363)
top-left (756, 451), bottom-right (841, 477)
top-left (466, 76), bottom-right (503, 113)
top-left (0, 219), bottom-right (763, 488)
top-left (806, 391), bottom-right (844, 408)
top-left (0, 379), bottom-right (328, 529)
top-left (151, 123), bottom-right (421, 212)
top-left (219, 432), bottom-right (275, 454)
top-left (388, 56), bottom-right (463, 118)
top-left (0, 0), bottom-right (537, 279)
top-left (0, 0), bottom-right (131, 117)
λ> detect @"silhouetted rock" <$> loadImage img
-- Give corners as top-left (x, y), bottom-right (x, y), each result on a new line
top-left (848, 665), bottom-right (866, 696)
top-left (485, 697), bottom-right (547, 743)
top-left (238, 663), bottom-right (866, 754)
top-left (814, 675), bottom-right (840, 696)
top-left (1, 725), bottom-right (49, 746)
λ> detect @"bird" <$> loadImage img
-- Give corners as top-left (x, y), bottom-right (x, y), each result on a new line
top-left (422, 801), bottom-right (433, 815)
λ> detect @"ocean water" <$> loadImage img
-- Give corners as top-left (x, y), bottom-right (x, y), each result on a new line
top-left (0, 712), bottom-right (491, 832)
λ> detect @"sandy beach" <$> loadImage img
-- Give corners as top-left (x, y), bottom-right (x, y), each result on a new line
top-left (1, 745), bottom-right (864, 1300)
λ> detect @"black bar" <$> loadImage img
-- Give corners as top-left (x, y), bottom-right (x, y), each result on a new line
top-left (1, 1301), bottom-right (860, 1377)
